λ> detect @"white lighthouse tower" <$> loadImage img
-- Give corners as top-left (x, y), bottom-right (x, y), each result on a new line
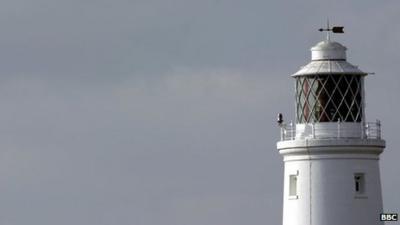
top-left (277, 27), bottom-right (385, 225)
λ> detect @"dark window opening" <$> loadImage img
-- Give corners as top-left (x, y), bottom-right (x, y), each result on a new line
top-left (354, 173), bottom-right (365, 194)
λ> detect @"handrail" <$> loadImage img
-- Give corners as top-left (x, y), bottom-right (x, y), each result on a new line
top-left (279, 120), bottom-right (382, 141)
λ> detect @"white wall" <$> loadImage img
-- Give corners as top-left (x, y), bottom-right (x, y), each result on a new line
top-left (282, 150), bottom-right (384, 225)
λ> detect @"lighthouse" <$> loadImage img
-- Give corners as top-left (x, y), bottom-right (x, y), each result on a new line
top-left (277, 27), bottom-right (385, 225)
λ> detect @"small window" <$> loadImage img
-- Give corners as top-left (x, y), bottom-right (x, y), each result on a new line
top-left (354, 173), bottom-right (365, 194)
top-left (289, 174), bottom-right (298, 197)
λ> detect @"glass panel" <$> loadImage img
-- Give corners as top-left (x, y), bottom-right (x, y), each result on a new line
top-left (302, 78), bottom-right (310, 122)
top-left (295, 74), bottom-right (363, 123)
top-left (289, 175), bottom-right (297, 196)
top-left (316, 76), bottom-right (329, 122)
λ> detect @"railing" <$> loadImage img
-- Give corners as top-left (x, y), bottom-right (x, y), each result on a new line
top-left (280, 120), bottom-right (382, 141)
top-left (364, 121), bottom-right (381, 139)
top-left (280, 122), bottom-right (296, 141)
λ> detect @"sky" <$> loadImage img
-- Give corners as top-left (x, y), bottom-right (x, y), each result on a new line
top-left (0, 0), bottom-right (399, 224)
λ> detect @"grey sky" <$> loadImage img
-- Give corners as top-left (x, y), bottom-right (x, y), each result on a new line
top-left (0, 0), bottom-right (398, 224)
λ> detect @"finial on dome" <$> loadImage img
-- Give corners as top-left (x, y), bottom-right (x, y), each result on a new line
top-left (327, 19), bottom-right (330, 41)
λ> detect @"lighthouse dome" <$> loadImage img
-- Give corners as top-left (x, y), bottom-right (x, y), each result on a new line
top-left (292, 40), bottom-right (366, 77)
top-left (311, 40), bottom-right (346, 60)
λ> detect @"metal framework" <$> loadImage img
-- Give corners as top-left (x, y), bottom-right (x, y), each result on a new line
top-left (295, 74), bottom-right (363, 123)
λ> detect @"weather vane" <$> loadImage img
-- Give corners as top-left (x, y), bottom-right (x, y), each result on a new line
top-left (318, 20), bottom-right (344, 40)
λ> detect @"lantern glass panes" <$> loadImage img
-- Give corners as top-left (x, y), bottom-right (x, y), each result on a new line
top-left (295, 74), bottom-right (362, 123)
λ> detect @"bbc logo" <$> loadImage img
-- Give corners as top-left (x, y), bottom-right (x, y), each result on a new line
top-left (380, 213), bottom-right (398, 221)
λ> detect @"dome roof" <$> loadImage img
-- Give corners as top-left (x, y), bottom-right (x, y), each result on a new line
top-left (311, 41), bottom-right (347, 51)
top-left (292, 40), bottom-right (367, 76)
top-left (292, 60), bottom-right (366, 77)
top-left (311, 41), bottom-right (347, 60)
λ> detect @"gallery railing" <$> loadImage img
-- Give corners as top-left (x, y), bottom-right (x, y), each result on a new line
top-left (279, 120), bottom-right (381, 141)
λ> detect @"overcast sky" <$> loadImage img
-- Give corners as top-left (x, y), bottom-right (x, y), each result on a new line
top-left (0, 0), bottom-right (399, 224)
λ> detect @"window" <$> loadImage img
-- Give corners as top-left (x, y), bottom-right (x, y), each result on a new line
top-left (289, 174), bottom-right (298, 198)
top-left (295, 74), bottom-right (363, 123)
top-left (354, 173), bottom-right (365, 194)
